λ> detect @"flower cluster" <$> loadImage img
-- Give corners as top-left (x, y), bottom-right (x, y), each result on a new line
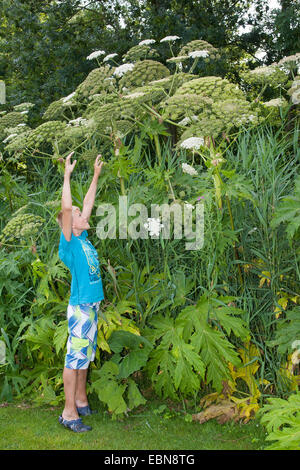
top-left (166, 56), bottom-right (190, 65)
top-left (160, 36), bottom-right (181, 43)
top-left (62, 91), bottom-right (76, 104)
top-left (57, 121), bottom-right (96, 154)
top-left (122, 44), bottom-right (159, 63)
top-left (103, 53), bottom-right (118, 63)
top-left (26, 121), bottom-right (68, 150)
top-left (0, 111), bottom-right (28, 141)
top-left (67, 117), bottom-right (89, 126)
top-left (287, 77), bottom-right (300, 105)
top-left (138, 39), bottom-right (156, 46)
top-left (181, 162), bottom-right (198, 175)
top-left (180, 137), bottom-right (204, 150)
top-left (158, 93), bottom-right (212, 120)
top-left (148, 72), bottom-right (195, 96)
top-left (0, 213), bottom-right (45, 243)
top-left (13, 102), bottom-right (35, 112)
top-left (240, 65), bottom-right (289, 88)
top-left (178, 115), bottom-right (199, 126)
top-left (275, 53), bottom-right (300, 72)
top-left (263, 98), bottom-right (288, 108)
top-left (118, 60), bottom-right (170, 91)
top-left (42, 98), bottom-right (71, 121)
top-left (86, 50), bottom-right (105, 61)
top-left (3, 130), bottom-right (31, 153)
top-left (179, 39), bottom-right (220, 60)
top-left (169, 75), bottom-right (261, 138)
top-left (212, 99), bottom-right (258, 126)
top-left (74, 65), bottom-right (116, 103)
top-left (122, 85), bottom-right (165, 105)
top-left (188, 50), bottom-right (209, 59)
top-left (176, 76), bottom-right (245, 101)
top-left (113, 63), bottom-right (135, 78)
top-left (143, 217), bottom-right (164, 236)
top-left (83, 98), bottom-right (144, 135)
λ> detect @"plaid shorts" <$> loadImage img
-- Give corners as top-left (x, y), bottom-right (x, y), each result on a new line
top-left (64, 301), bottom-right (101, 370)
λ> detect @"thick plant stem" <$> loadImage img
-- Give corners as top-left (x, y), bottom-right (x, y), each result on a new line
top-left (225, 194), bottom-right (244, 289)
top-left (154, 134), bottom-right (162, 166)
top-left (213, 168), bottom-right (223, 210)
top-left (119, 173), bottom-right (126, 196)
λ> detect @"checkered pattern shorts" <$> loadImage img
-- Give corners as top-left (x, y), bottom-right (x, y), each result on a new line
top-left (64, 301), bottom-right (101, 370)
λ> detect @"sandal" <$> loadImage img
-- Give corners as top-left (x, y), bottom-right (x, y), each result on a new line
top-left (59, 415), bottom-right (92, 432)
top-left (76, 405), bottom-right (98, 416)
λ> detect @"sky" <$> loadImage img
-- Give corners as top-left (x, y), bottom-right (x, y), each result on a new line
top-left (238, 0), bottom-right (280, 34)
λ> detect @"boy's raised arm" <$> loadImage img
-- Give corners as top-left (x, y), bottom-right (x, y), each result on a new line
top-left (61, 151), bottom-right (77, 242)
top-left (81, 155), bottom-right (104, 222)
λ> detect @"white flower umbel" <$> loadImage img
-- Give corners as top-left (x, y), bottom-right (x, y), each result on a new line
top-left (123, 91), bottom-right (145, 99)
top-left (181, 162), bottom-right (198, 176)
top-left (113, 63), bottom-right (135, 78)
top-left (264, 98), bottom-right (287, 107)
top-left (188, 50), bottom-right (209, 59)
top-left (3, 133), bottom-right (18, 143)
top-left (178, 116), bottom-right (199, 126)
top-left (143, 217), bottom-right (164, 237)
top-left (291, 89), bottom-right (300, 105)
top-left (139, 39), bottom-right (156, 46)
top-left (86, 50), bottom-right (106, 60)
top-left (67, 117), bottom-right (88, 126)
top-left (62, 92), bottom-right (76, 103)
top-left (166, 55), bottom-right (189, 63)
top-left (180, 137), bottom-right (204, 150)
top-left (103, 53), bottom-right (118, 62)
top-left (160, 35), bottom-right (181, 43)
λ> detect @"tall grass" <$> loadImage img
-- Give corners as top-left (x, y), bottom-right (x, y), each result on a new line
top-left (224, 121), bottom-right (300, 396)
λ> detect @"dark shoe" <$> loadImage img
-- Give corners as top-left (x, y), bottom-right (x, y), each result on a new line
top-left (59, 415), bottom-right (92, 432)
top-left (76, 405), bottom-right (98, 416)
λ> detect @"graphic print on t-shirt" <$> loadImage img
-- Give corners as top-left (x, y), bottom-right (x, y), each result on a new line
top-left (79, 238), bottom-right (101, 284)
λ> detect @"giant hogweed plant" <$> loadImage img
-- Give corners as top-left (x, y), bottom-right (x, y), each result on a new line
top-left (0, 35), bottom-right (298, 414)
top-left (1, 37), bottom-right (295, 165)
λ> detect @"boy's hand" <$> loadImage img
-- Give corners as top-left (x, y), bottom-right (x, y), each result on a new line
top-left (64, 151), bottom-right (77, 176)
top-left (94, 154), bottom-right (104, 177)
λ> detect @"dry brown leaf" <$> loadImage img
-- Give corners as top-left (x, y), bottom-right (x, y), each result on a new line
top-left (192, 400), bottom-right (240, 424)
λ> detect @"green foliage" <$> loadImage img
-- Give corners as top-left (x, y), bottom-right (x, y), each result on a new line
top-left (90, 330), bottom-right (152, 419)
top-left (258, 392), bottom-right (300, 450)
top-left (267, 306), bottom-right (300, 355)
top-left (0, 16), bottom-right (300, 423)
top-left (143, 293), bottom-right (250, 399)
top-left (270, 173), bottom-right (300, 241)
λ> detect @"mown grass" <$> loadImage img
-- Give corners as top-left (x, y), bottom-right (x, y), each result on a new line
top-left (0, 395), bottom-right (267, 450)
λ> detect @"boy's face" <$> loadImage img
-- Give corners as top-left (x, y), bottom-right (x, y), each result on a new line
top-left (72, 206), bottom-right (90, 231)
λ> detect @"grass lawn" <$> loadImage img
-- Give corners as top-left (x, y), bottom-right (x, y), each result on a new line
top-left (0, 395), bottom-right (267, 450)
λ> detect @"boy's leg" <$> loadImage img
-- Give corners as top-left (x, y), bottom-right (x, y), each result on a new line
top-left (62, 367), bottom-right (79, 420)
top-left (75, 368), bottom-right (89, 407)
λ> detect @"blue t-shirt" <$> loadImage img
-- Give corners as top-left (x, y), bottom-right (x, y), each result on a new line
top-left (58, 230), bottom-right (104, 305)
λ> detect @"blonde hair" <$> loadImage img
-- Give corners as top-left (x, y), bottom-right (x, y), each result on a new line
top-left (56, 206), bottom-right (80, 229)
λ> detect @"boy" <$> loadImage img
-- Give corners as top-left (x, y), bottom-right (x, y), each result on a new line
top-left (57, 151), bottom-right (104, 432)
